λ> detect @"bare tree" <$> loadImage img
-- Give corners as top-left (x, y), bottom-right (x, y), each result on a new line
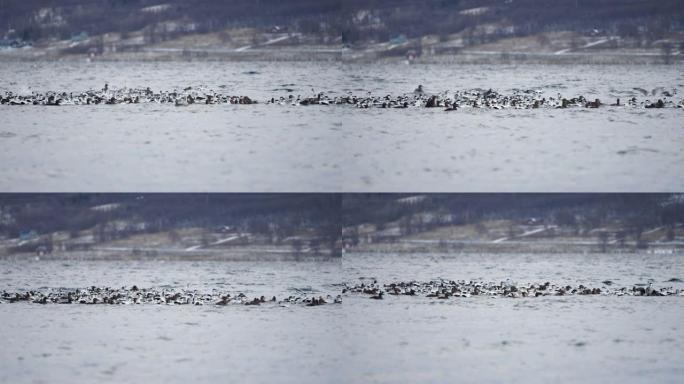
top-left (309, 239), bottom-right (320, 254)
top-left (168, 230), bottom-right (181, 244)
top-left (475, 222), bottom-right (488, 237)
top-left (665, 226), bottom-right (675, 242)
top-left (399, 215), bottom-right (414, 236)
top-left (597, 231), bottom-right (608, 253)
top-left (201, 232), bottom-right (212, 248)
top-left (348, 227), bottom-right (360, 247)
top-left (291, 238), bottom-right (303, 255)
top-left (661, 42), bottom-right (673, 65)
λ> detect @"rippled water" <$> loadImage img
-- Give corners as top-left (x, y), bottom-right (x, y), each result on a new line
top-left (344, 252), bottom-right (684, 288)
top-left (1, 254), bottom-right (683, 383)
top-left (0, 259), bottom-right (344, 384)
top-left (1, 61), bottom-right (683, 191)
top-left (0, 259), bottom-right (341, 297)
top-left (341, 253), bottom-right (684, 383)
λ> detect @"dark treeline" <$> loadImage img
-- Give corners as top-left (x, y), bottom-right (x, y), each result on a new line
top-left (2, 0), bottom-right (682, 45)
top-left (2, 194), bottom-right (682, 255)
top-left (0, 193), bottom-right (341, 247)
top-left (343, 194), bottom-right (684, 231)
top-left (3, 193), bottom-right (681, 235)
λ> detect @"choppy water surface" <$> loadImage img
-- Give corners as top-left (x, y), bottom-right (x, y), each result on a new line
top-left (1, 61), bottom-right (683, 191)
top-left (344, 252), bottom-right (684, 287)
top-left (341, 253), bottom-right (684, 383)
top-left (0, 259), bottom-right (344, 384)
top-left (1, 254), bottom-right (683, 383)
top-left (0, 259), bottom-right (341, 297)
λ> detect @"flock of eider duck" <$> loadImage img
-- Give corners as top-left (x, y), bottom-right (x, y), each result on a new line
top-left (2, 278), bottom-right (682, 306)
top-left (0, 84), bottom-right (255, 106)
top-left (342, 279), bottom-right (684, 300)
top-left (0, 286), bottom-right (341, 307)
top-left (1, 84), bottom-right (682, 110)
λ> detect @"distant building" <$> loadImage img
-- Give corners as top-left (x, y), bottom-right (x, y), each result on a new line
top-left (430, 40), bottom-right (464, 55)
top-left (141, 4), bottom-right (172, 13)
top-left (65, 238), bottom-right (95, 251)
top-left (35, 245), bottom-right (51, 256)
top-left (215, 225), bottom-right (235, 233)
top-left (71, 31), bottom-right (89, 42)
top-left (0, 38), bottom-right (30, 48)
top-left (459, 7), bottom-right (490, 16)
top-left (390, 35), bottom-right (408, 46)
top-left (91, 203), bottom-right (122, 212)
top-left (19, 230), bottom-right (38, 241)
top-left (396, 195), bottom-right (426, 205)
top-left (0, 208), bottom-right (14, 225)
top-left (370, 227), bottom-right (402, 243)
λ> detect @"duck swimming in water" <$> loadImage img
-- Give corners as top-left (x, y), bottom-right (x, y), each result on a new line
top-left (585, 98), bottom-right (602, 108)
top-left (370, 291), bottom-right (384, 300)
top-left (645, 99), bottom-right (665, 108)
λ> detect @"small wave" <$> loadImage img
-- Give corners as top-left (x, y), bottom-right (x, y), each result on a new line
top-left (616, 146), bottom-right (660, 155)
top-left (0, 131), bottom-right (17, 138)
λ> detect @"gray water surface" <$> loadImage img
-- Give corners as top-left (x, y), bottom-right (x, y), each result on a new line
top-left (1, 254), bottom-right (683, 383)
top-left (1, 61), bottom-right (682, 191)
top-left (340, 253), bottom-right (684, 383)
top-left (0, 259), bottom-right (344, 384)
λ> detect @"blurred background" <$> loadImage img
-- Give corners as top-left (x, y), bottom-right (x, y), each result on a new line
top-left (0, 194), bottom-right (342, 259)
top-left (1, 0), bottom-right (683, 63)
